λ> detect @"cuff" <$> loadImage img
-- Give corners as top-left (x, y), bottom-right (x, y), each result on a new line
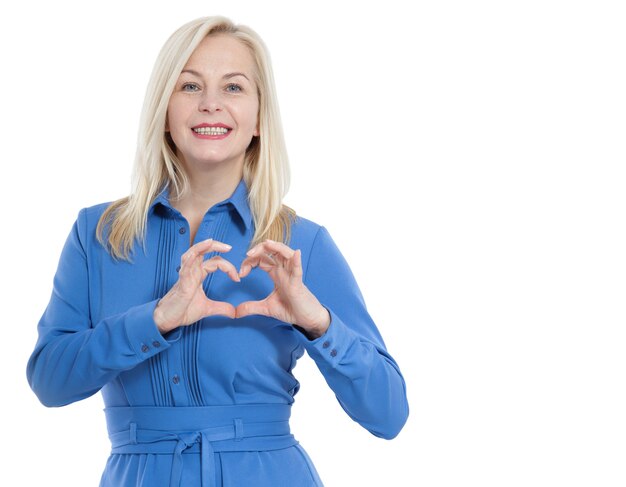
top-left (124, 299), bottom-right (181, 360)
top-left (296, 306), bottom-right (359, 368)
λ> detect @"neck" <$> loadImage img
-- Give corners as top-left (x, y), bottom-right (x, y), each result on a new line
top-left (172, 156), bottom-right (245, 216)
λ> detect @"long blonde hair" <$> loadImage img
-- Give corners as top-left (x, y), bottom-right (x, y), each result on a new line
top-left (96, 16), bottom-right (295, 261)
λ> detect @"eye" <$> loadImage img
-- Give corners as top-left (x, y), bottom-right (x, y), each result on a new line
top-left (226, 83), bottom-right (242, 93)
top-left (182, 82), bottom-right (200, 92)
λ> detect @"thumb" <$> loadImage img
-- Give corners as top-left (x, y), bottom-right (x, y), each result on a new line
top-left (205, 300), bottom-right (236, 319)
top-left (235, 299), bottom-right (268, 319)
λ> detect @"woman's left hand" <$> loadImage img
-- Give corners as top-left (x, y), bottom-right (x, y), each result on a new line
top-left (235, 239), bottom-right (330, 339)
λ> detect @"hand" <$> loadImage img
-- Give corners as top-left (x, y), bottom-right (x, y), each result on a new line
top-left (235, 239), bottom-right (331, 339)
top-left (153, 238), bottom-right (240, 334)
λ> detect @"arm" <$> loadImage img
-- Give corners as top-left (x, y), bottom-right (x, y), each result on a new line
top-left (26, 209), bottom-right (176, 407)
top-left (298, 226), bottom-right (409, 439)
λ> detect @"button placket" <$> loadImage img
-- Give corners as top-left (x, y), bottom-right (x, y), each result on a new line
top-left (169, 367), bottom-right (188, 405)
top-left (194, 214), bottom-right (216, 245)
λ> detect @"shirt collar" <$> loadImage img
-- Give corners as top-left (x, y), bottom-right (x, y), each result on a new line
top-left (150, 178), bottom-right (253, 230)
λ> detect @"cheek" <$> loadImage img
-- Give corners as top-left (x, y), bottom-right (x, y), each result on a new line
top-left (240, 101), bottom-right (260, 130)
top-left (166, 99), bottom-right (187, 132)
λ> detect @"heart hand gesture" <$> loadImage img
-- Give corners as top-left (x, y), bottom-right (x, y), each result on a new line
top-left (236, 240), bottom-right (330, 339)
top-left (153, 238), bottom-right (330, 339)
top-left (153, 238), bottom-right (240, 334)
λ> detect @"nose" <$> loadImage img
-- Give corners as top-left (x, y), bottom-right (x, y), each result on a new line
top-left (198, 89), bottom-right (222, 113)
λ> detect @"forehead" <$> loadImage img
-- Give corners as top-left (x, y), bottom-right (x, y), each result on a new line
top-left (183, 34), bottom-right (256, 75)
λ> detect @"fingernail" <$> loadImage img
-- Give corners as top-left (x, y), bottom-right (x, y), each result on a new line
top-left (247, 248), bottom-right (256, 255)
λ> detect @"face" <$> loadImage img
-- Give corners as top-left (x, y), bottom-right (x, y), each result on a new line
top-left (166, 34), bottom-right (260, 171)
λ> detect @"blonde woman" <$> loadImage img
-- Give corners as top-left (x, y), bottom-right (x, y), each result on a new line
top-left (27, 15), bottom-right (409, 487)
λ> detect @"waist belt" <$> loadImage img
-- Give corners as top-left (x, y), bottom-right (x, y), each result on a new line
top-left (104, 404), bottom-right (297, 487)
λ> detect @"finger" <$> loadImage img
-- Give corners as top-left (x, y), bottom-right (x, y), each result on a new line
top-left (180, 250), bottom-right (214, 284)
top-left (202, 256), bottom-right (241, 282)
top-left (235, 299), bottom-right (269, 319)
top-left (238, 261), bottom-right (253, 278)
top-left (239, 252), bottom-right (279, 277)
top-left (289, 249), bottom-right (303, 279)
top-left (263, 239), bottom-right (296, 260)
top-left (246, 239), bottom-right (295, 260)
top-left (182, 238), bottom-right (217, 263)
top-left (182, 238), bottom-right (232, 266)
top-left (239, 255), bottom-right (264, 278)
top-left (259, 252), bottom-right (279, 271)
top-left (241, 240), bottom-right (281, 275)
top-left (177, 250), bottom-right (209, 292)
top-left (181, 240), bottom-right (234, 279)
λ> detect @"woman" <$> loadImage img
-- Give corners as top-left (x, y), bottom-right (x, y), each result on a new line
top-left (27, 15), bottom-right (409, 486)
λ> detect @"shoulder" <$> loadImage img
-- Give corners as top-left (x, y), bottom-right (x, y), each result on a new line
top-left (65, 200), bottom-right (119, 251)
top-left (290, 214), bottom-right (357, 289)
top-left (289, 213), bottom-right (342, 258)
top-left (73, 200), bottom-right (115, 229)
top-left (82, 200), bottom-right (115, 219)
top-left (289, 213), bottom-right (337, 248)
top-left (290, 213), bottom-right (323, 240)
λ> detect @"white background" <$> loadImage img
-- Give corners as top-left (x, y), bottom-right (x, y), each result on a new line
top-left (2, 1), bottom-right (625, 486)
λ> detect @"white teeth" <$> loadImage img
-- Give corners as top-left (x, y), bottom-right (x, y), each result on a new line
top-left (193, 127), bottom-right (229, 135)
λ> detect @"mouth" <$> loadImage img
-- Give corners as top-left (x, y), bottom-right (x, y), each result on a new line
top-left (191, 123), bottom-right (232, 136)
top-left (192, 126), bottom-right (231, 135)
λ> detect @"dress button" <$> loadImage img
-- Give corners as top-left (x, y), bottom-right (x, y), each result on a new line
top-left (330, 349), bottom-right (337, 357)
top-left (179, 227), bottom-right (186, 234)
top-left (141, 344), bottom-right (149, 353)
top-left (152, 341), bottom-right (161, 348)
top-left (172, 375), bottom-right (180, 384)
top-left (322, 341), bottom-right (330, 349)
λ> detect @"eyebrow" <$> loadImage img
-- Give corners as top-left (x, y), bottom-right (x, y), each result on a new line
top-left (181, 69), bottom-right (250, 81)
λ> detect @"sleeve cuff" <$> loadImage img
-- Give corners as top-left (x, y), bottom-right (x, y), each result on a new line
top-left (296, 306), bottom-right (359, 367)
top-left (124, 299), bottom-right (181, 359)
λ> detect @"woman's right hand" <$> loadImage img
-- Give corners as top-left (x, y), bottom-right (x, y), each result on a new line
top-left (153, 238), bottom-right (240, 334)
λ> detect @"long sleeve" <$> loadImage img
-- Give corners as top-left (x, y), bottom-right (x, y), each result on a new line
top-left (298, 226), bottom-right (409, 439)
top-left (26, 209), bottom-right (177, 407)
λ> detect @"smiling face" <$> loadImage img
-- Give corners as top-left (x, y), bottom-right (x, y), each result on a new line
top-left (166, 34), bottom-right (260, 172)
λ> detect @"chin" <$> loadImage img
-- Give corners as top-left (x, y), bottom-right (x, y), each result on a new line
top-left (186, 154), bottom-right (242, 167)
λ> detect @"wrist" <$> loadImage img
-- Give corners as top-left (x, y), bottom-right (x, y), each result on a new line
top-left (153, 302), bottom-right (173, 334)
top-left (295, 306), bottom-right (330, 340)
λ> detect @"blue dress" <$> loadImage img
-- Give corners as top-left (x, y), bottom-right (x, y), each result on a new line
top-left (26, 178), bottom-right (409, 486)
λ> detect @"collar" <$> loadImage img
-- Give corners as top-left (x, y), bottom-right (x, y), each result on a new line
top-left (150, 178), bottom-right (253, 230)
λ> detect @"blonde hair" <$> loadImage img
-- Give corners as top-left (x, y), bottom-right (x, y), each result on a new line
top-left (96, 16), bottom-right (296, 261)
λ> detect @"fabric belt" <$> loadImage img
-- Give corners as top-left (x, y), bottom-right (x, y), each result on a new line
top-left (104, 404), bottom-right (297, 487)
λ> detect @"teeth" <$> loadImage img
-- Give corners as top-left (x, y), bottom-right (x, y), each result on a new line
top-left (193, 127), bottom-right (229, 135)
